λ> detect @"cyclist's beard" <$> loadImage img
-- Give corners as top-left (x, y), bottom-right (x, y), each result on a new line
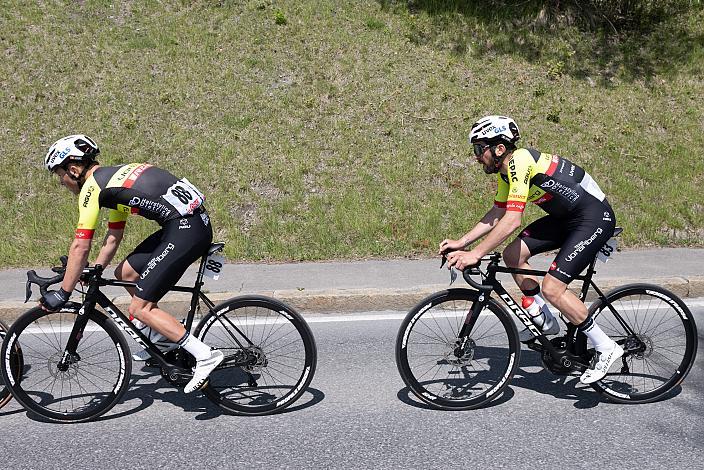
top-left (68, 173), bottom-right (86, 191)
top-left (483, 160), bottom-right (500, 174)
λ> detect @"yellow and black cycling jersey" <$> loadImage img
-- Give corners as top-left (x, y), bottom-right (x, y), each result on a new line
top-left (494, 148), bottom-right (605, 217)
top-left (75, 163), bottom-right (205, 240)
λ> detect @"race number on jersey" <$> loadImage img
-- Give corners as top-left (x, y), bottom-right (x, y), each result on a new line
top-left (163, 178), bottom-right (205, 216)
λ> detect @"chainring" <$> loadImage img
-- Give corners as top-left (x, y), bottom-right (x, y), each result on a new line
top-left (539, 336), bottom-right (589, 375)
top-left (159, 348), bottom-right (196, 386)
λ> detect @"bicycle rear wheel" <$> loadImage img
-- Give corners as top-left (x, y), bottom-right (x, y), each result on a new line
top-left (0, 306), bottom-right (131, 422)
top-left (588, 284), bottom-right (698, 404)
top-left (0, 319), bottom-right (23, 409)
top-left (194, 295), bottom-right (317, 415)
top-left (396, 289), bottom-right (520, 410)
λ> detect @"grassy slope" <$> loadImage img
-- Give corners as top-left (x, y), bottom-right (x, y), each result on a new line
top-left (0, 0), bottom-right (702, 266)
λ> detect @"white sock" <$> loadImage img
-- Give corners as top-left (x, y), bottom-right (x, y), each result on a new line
top-left (179, 332), bottom-right (212, 361)
top-left (580, 320), bottom-right (612, 352)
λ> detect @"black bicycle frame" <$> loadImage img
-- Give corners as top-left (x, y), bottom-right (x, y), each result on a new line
top-left (57, 248), bottom-right (253, 374)
top-left (459, 253), bottom-right (636, 368)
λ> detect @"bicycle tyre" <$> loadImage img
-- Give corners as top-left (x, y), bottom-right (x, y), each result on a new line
top-left (396, 289), bottom-right (520, 410)
top-left (194, 295), bottom-right (317, 415)
top-left (588, 284), bottom-right (698, 404)
top-left (0, 319), bottom-right (23, 409)
top-left (0, 306), bottom-right (132, 423)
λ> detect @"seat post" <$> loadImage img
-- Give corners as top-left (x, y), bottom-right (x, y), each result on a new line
top-left (194, 255), bottom-right (207, 290)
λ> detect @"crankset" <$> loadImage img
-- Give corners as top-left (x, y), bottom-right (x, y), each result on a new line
top-left (528, 336), bottom-right (590, 375)
top-left (159, 349), bottom-right (196, 386)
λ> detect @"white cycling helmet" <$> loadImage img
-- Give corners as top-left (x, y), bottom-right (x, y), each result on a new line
top-left (44, 134), bottom-right (100, 172)
top-left (468, 115), bottom-right (520, 146)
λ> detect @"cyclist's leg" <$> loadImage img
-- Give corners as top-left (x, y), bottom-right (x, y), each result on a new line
top-left (116, 229), bottom-right (172, 355)
top-left (542, 275), bottom-right (587, 322)
top-left (115, 229), bottom-right (164, 297)
top-left (540, 202), bottom-right (615, 324)
top-left (539, 202), bottom-right (619, 382)
top-left (502, 238), bottom-right (536, 289)
top-left (127, 212), bottom-right (222, 392)
top-left (129, 298), bottom-right (188, 342)
top-left (509, 216), bottom-right (566, 288)
top-left (128, 213), bottom-right (213, 341)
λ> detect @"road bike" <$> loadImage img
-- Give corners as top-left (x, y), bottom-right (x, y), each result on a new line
top-left (395, 231), bottom-right (698, 409)
top-left (0, 243), bottom-right (317, 423)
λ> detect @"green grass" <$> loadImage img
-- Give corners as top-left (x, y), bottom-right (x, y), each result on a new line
top-left (1, 0), bottom-right (703, 266)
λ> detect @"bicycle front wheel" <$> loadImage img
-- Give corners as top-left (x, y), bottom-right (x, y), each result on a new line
top-left (588, 284), bottom-right (698, 404)
top-left (0, 319), bottom-right (23, 409)
top-left (396, 289), bottom-right (520, 410)
top-left (194, 295), bottom-right (317, 415)
top-left (0, 306), bottom-right (131, 423)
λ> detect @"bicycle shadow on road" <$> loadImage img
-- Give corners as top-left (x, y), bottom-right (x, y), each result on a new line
top-left (396, 349), bottom-right (684, 411)
top-left (509, 350), bottom-right (602, 409)
top-left (508, 350), bottom-right (683, 409)
top-left (0, 405), bottom-right (27, 418)
top-left (9, 366), bottom-right (325, 423)
top-left (104, 367), bottom-right (326, 421)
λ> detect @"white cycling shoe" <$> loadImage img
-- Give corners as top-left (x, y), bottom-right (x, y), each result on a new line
top-left (184, 349), bottom-right (224, 394)
top-left (518, 317), bottom-right (560, 343)
top-left (580, 341), bottom-right (624, 384)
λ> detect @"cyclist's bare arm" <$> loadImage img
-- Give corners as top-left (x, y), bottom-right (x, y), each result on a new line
top-left (59, 238), bottom-right (92, 294)
top-left (439, 205), bottom-right (505, 253)
top-left (470, 210), bottom-right (522, 257)
top-left (93, 228), bottom-right (124, 269)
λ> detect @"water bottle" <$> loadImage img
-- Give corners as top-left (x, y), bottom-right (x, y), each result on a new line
top-left (131, 317), bottom-right (166, 343)
top-left (522, 296), bottom-right (547, 329)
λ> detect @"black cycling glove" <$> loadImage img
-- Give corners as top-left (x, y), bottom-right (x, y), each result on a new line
top-left (41, 288), bottom-right (71, 311)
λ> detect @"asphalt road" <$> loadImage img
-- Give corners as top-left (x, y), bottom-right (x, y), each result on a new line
top-left (2, 302), bottom-right (703, 469)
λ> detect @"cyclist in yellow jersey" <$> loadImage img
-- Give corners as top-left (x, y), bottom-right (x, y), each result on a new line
top-left (41, 134), bottom-right (223, 393)
top-left (439, 116), bottom-right (623, 384)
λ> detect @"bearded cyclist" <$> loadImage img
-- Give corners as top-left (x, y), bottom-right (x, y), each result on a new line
top-left (41, 134), bottom-right (223, 393)
top-left (440, 116), bottom-right (623, 384)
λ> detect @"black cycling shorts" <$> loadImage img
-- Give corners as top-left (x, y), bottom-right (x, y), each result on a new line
top-left (518, 200), bottom-right (616, 284)
top-left (126, 210), bottom-right (213, 302)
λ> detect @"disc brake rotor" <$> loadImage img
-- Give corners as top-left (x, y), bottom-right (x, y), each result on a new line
top-left (444, 338), bottom-right (476, 366)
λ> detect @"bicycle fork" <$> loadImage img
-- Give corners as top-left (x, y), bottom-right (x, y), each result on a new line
top-left (58, 301), bottom-right (95, 371)
top-left (453, 293), bottom-right (487, 358)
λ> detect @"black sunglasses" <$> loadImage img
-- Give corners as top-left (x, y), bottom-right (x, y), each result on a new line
top-left (473, 143), bottom-right (491, 156)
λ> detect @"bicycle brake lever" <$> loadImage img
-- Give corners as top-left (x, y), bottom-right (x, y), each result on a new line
top-left (52, 255), bottom-right (69, 274)
top-left (440, 252), bottom-right (458, 284)
top-left (25, 279), bottom-right (32, 303)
